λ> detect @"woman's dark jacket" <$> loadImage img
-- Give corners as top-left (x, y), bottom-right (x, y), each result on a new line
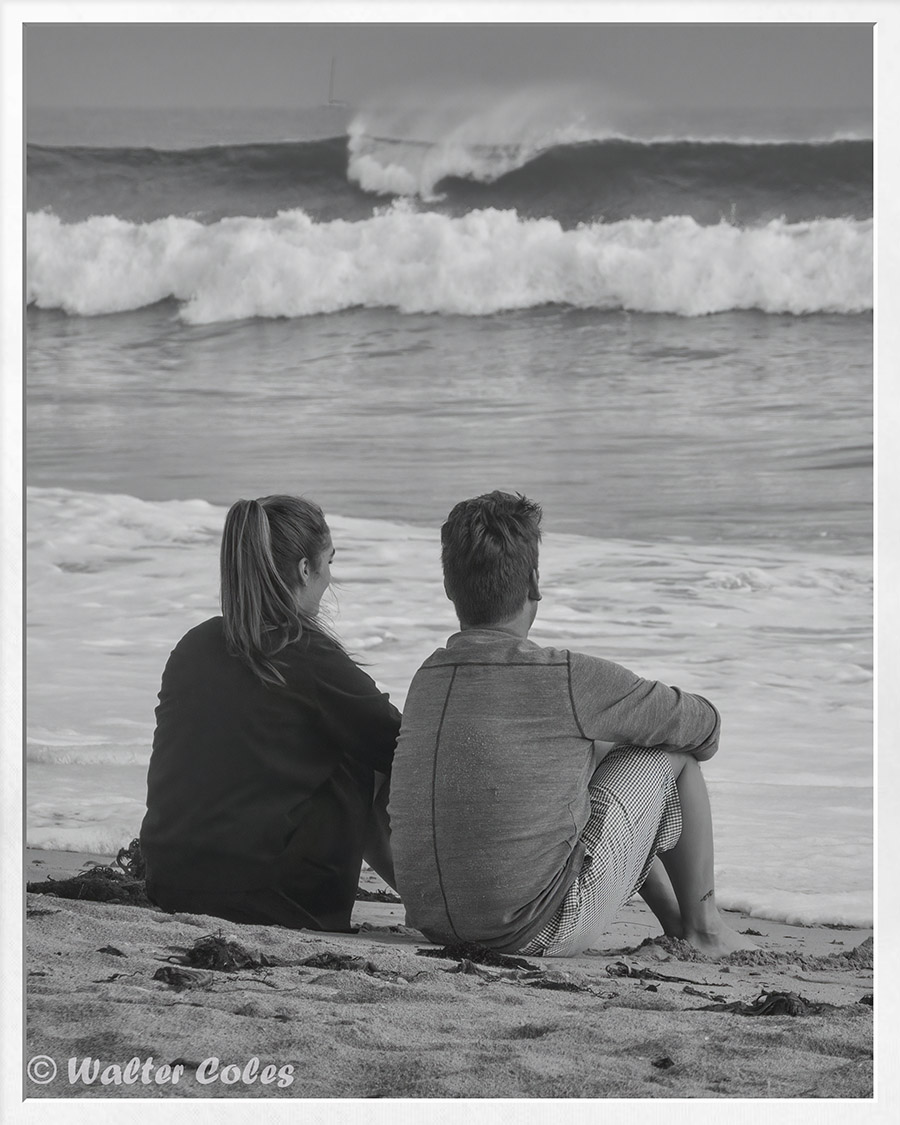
top-left (140, 616), bottom-right (400, 930)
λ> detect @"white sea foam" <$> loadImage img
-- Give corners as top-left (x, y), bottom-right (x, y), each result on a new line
top-left (346, 89), bottom-right (616, 197)
top-left (347, 99), bottom-right (603, 197)
top-left (28, 744), bottom-right (150, 765)
top-left (713, 889), bottom-right (872, 929)
top-left (347, 131), bottom-right (872, 199)
top-left (26, 487), bottom-right (872, 925)
top-left (26, 207), bottom-right (872, 323)
top-left (345, 94), bottom-right (871, 198)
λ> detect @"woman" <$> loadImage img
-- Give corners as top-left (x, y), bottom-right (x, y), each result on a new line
top-left (140, 494), bottom-right (400, 932)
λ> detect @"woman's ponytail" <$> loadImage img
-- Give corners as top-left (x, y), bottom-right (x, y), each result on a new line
top-left (220, 495), bottom-right (328, 686)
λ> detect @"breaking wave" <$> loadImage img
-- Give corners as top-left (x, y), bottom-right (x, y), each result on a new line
top-left (26, 207), bottom-right (872, 323)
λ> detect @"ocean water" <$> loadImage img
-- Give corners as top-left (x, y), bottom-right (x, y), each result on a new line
top-left (25, 101), bottom-right (873, 927)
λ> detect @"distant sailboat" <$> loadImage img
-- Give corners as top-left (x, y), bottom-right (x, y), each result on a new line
top-left (327, 57), bottom-right (348, 108)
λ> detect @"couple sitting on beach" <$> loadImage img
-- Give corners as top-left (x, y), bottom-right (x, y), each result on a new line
top-left (140, 491), bottom-right (752, 958)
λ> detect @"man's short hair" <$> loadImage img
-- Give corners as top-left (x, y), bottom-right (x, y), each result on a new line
top-left (441, 491), bottom-right (543, 626)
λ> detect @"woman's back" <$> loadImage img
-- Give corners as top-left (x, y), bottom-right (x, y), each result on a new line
top-left (140, 494), bottom-right (400, 932)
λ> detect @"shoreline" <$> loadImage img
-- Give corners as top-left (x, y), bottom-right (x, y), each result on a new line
top-left (24, 478), bottom-right (874, 559)
top-left (25, 847), bottom-right (871, 944)
top-left (25, 848), bottom-right (874, 1099)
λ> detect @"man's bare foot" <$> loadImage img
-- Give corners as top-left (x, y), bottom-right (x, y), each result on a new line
top-left (683, 918), bottom-right (758, 958)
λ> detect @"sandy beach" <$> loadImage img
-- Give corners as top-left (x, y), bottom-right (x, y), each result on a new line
top-left (25, 848), bottom-right (873, 1100)
top-left (17, 18), bottom-right (880, 1114)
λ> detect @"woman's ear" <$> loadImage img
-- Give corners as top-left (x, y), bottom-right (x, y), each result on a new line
top-left (297, 557), bottom-right (311, 586)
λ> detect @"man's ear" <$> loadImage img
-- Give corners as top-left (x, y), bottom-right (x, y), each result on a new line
top-left (443, 575), bottom-right (453, 602)
top-left (528, 569), bottom-right (542, 602)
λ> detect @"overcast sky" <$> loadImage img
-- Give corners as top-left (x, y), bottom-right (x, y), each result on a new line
top-left (25, 21), bottom-right (872, 112)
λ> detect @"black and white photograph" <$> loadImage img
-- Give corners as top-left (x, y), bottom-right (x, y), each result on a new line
top-left (8, 1), bottom-right (890, 1109)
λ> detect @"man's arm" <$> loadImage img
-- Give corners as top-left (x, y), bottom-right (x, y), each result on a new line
top-left (569, 651), bottom-right (720, 760)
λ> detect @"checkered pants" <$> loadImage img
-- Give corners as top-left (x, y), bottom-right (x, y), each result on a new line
top-left (519, 746), bottom-right (683, 957)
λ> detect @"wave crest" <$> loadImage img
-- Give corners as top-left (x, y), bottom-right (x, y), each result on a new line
top-left (344, 93), bottom-right (871, 203)
top-left (27, 206), bottom-right (872, 323)
top-left (347, 90), bottom-right (605, 198)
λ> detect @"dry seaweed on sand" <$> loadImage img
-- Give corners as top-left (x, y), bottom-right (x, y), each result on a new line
top-left (115, 837), bottom-right (146, 880)
top-left (153, 966), bottom-right (216, 991)
top-left (682, 984), bottom-right (730, 1002)
top-left (165, 933), bottom-right (284, 972)
top-left (446, 958), bottom-right (607, 995)
top-left (355, 888), bottom-right (402, 903)
top-left (297, 950), bottom-right (430, 985)
top-left (524, 978), bottom-right (588, 993)
top-left (443, 958), bottom-right (527, 981)
top-left (27, 836), bottom-right (399, 916)
top-left (417, 947), bottom-right (612, 996)
top-left (26, 864), bottom-right (152, 906)
top-left (692, 990), bottom-right (859, 1016)
top-left (417, 943), bottom-right (538, 970)
top-left (27, 837), bottom-right (150, 906)
top-left (605, 959), bottom-right (725, 986)
top-left (299, 951), bottom-right (379, 973)
top-left (91, 971), bottom-right (140, 984)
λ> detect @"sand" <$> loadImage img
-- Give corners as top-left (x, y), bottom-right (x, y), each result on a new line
top-left (24, 848), bottom-right (873, 1100)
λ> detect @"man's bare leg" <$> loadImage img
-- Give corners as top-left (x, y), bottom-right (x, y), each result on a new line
top-left (660, 753), bottom-right (756, 956)
top-left (638, 858), bottom-right (683, 938)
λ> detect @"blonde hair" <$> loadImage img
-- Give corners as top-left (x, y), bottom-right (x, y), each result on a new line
top-left (220, 495), bottom-right (332, 686)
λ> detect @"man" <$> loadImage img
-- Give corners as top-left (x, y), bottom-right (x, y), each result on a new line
top-left (388, 491), bottom-right (753, 957)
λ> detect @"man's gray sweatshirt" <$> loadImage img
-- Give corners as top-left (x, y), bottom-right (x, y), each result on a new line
top-left (388, 628), bottom-right (720, 953)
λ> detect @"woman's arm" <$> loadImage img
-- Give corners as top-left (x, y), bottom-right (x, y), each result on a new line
top-left (308, 638), bottom-right (402, 774)
top-left (363, 771), bottom-right (396, 890)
